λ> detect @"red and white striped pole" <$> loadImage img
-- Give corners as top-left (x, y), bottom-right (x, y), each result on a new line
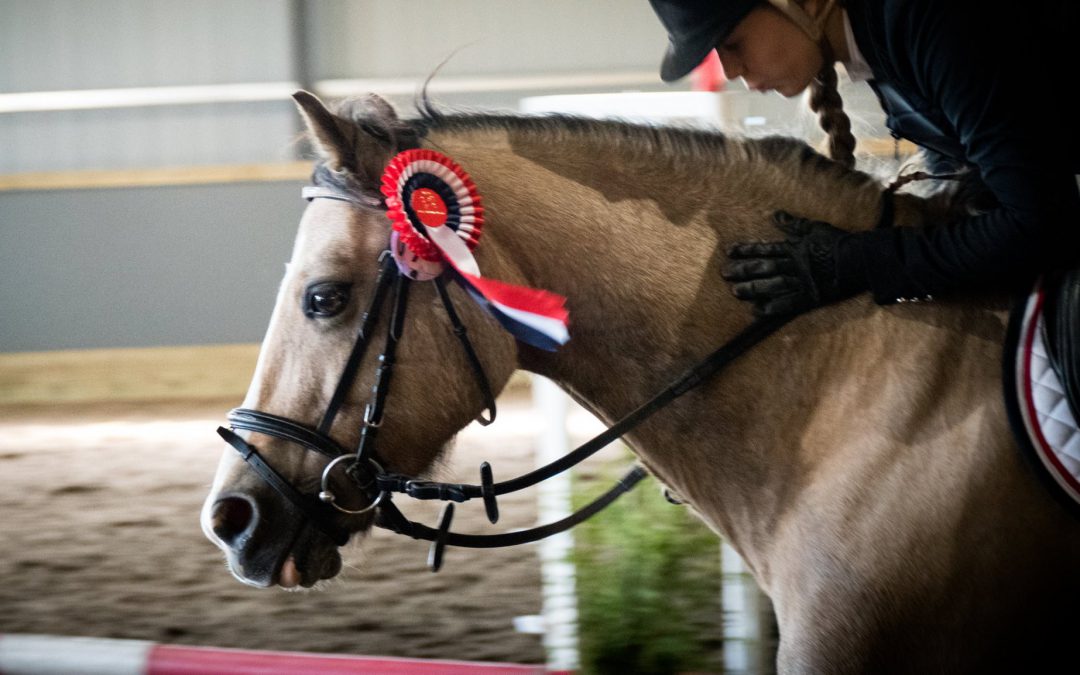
top-left (0, 634), bottom-right (561, 675)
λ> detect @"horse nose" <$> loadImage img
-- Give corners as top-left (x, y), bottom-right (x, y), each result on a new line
top-left (210, 496), bottom-right (256, 546)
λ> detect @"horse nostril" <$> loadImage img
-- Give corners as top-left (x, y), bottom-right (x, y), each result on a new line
top-left (211, 497), bottom-right (255, 546)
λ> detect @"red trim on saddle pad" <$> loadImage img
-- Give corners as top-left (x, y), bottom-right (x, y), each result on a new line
top-left (1014, 285), bottom-right (1080, 505)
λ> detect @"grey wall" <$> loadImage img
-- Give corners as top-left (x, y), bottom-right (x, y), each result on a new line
top-left (0, 181), bottom-right (303, 351)
top-left (303, 1), bottom-right (666, 79)
top-left (1, 0), bottom-right (295, 92)
top-left (0, 0), bottom-right (301, 173)
top-left (0, 0), bottom-right (672, 174)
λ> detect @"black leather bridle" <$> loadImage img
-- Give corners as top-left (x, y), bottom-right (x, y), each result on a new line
top-left (218, 186), bottom-right (792, 571)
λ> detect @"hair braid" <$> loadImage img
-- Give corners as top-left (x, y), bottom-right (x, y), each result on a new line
top-left (808, 63), bottom-right (856, 169)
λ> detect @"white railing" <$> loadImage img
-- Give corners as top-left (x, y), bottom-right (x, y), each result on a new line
top-left (0, 71), bottom-right (662, 114)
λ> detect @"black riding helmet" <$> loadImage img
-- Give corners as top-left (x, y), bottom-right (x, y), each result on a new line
top-left (650, 0), bottom-right (761, 81)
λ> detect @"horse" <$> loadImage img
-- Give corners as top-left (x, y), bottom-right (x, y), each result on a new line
top-left (201, 90), bottom-right (1080, 673)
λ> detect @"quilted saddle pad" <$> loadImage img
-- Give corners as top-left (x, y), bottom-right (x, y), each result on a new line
top-left (1004, 282), bottom-right (1080, 511)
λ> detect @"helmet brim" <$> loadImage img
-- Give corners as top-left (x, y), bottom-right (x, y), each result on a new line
top-left (652, 0), bottom-right (760, 82)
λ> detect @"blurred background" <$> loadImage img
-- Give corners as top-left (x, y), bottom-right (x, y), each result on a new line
top-left (0, 0), bottom-right (898, 354)
top-left (0, 2), bottom-right (903, 673)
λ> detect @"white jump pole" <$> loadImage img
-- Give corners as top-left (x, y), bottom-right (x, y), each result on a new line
top-left (532, 375), bottom-right (580, 673)
top-left (721, 541), bottom-right (777, 674)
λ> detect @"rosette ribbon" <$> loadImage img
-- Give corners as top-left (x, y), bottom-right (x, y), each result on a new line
top-left (381, 149), bottom-right (569, 351)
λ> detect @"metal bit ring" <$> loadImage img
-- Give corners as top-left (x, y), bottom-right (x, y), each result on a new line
top-left (319, 455), bottom-right (386, 515)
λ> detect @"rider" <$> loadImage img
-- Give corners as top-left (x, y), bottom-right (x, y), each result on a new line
top-left (648, 0), bottom-right (1080, 316)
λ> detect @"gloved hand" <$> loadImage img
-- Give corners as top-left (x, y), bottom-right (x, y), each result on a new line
top-left (721, 211), bottom-right (866, 316)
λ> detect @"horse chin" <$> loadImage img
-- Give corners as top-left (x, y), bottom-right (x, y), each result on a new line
top-left (283, 527), bottom-right (348, 589)
top-left (217, 523), bottom-right (347, 590)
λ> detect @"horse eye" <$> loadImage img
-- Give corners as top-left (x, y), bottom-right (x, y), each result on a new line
top-left (303, 282), bottom-right (351, 318)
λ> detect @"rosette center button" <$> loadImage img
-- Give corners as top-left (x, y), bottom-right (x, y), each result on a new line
top-left (410, 188), bottom-right (448, 228)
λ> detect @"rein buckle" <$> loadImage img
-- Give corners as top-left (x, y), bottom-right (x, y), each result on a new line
top-left (403, 479), bottom-right (469, 503)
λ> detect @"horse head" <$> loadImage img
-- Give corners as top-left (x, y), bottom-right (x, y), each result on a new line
top-left (201, 91), bottom-right (519, 588)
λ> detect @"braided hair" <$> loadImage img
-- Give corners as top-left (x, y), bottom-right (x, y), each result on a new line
top-left (808, 62), bottom-right (856, 169)
top-left (777, 0), bottom-right (856, 169)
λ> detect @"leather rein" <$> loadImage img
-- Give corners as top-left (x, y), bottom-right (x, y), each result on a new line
top-left (219, 187), bottom-right (792, 571)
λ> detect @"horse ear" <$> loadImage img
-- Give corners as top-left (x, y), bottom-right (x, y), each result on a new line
top-left (292, 90), bottom-right (356, 172)
top-left (292, 90), bottom-right (404, 180)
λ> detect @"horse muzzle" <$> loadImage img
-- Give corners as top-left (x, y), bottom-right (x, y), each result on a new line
top-left (201, 449), bottom-right (354, 589)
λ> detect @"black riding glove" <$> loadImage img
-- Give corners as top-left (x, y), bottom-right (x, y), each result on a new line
top-left (721, 211), bottom-right (868, 316)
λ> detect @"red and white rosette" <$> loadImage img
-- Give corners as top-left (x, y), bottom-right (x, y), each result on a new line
top-left (381, 149), bottom-right (569, 351)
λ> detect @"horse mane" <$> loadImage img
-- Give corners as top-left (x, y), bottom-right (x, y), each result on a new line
top-left (309, 96), bottom-right (877, 201)
top-left (416, 107), bottom-right (868, 187)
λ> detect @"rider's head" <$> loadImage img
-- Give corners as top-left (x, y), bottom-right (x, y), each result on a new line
top-left (649, 0), bottom-right (854, 167)
top-left (651, 0), bottom-right (836, 91)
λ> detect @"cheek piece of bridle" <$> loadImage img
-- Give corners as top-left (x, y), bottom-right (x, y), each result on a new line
top-left (217, 187), bottom-right (793, 572)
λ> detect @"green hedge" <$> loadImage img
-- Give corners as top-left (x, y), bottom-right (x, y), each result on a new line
top-left (572, 459), bottom-right (723, 674)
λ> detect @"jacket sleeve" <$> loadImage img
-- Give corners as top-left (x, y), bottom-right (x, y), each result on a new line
top-left (847, 3), bottom-right (1080, 304)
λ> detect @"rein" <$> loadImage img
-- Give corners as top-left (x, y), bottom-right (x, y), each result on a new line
top-left (219, 187), bottom-right (793, 571)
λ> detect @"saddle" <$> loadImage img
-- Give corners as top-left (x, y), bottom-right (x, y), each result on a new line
top-left (1004, 268), bottom-right (1080, 513)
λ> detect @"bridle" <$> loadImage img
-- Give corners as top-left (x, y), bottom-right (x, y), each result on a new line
top-left (218, 186), bottom-right (792, 571)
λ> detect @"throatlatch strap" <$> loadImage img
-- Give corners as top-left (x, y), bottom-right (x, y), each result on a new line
top-left (434, 276), bottom-right (497, 425)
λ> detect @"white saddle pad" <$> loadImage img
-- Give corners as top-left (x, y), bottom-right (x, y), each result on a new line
top-left (1013, 287), bottom-right (1080, 504)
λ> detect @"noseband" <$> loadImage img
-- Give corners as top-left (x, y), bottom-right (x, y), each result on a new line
top-left (219, 186), bottom-right (792, 571)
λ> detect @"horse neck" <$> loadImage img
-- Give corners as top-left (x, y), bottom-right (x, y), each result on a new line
top-left (432, 124), bottom-right (886, 385)
top-left (432, 125), bottom-right (892, 570)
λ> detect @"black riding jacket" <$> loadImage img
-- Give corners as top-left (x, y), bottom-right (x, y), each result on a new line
top-left (841, 0), bottom-right (1079, 303)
